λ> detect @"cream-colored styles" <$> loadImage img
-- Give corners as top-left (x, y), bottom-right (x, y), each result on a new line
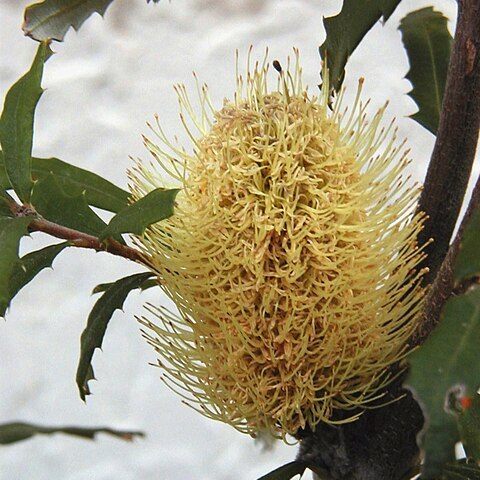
top-left (130, 50), bottom-right (427, 440)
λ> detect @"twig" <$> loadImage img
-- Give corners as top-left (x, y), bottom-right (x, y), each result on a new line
top-left (30, 217), bottom-right (146, 263)
top-left (9, 200), bottom-right (147, 264)
top-left (416, 171), bottom-right (480, 345)
top-left (417, 0), bottom-right (480, 286)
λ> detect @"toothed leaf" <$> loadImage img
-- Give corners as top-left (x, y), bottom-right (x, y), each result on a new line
top-left (0, 421), bottom-right (143, 445)
top-left (407, 286), bottom-right (480, 477)
top-left (4, 242), bottom-right (69, 317)
top-left (0, 42), bottom-right (51, 201)
top-left (23, 0), bottom-right (114, 42)
top-left (100, 188), bottom-right (179, 241)
top-left (32, 156), bottom-right (129, 213)
top-left (0, 152), bottom-right (130, 213)
top-left (256, 461), bottom-right (307, 480)
top-left (31, 173), bottom-right (108, 237)
top-left (92, 277), bottom-right (157, 294)
top-left (0, 217), bottom-right (33, 316)
top-left (400, 7), bottom-right (453, 134)
top-left (76, 272), bottom-right (154, 401)
top-left (319, 0), bottom-right (401, 90)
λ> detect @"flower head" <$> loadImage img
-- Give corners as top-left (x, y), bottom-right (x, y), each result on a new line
top-left (130, 50), bottom-right (427, 439)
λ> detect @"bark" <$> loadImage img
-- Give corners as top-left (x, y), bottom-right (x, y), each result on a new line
top-left (417, 0), bottom-right (480, 286)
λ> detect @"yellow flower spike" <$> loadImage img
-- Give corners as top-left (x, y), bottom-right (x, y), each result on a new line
top-left (130, 49), bottom-right (428, 439)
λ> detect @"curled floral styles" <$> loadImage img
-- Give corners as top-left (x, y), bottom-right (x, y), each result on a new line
top-left (130, 50), bottom-right (427, 439)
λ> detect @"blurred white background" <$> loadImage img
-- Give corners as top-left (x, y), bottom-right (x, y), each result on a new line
top-left (0, 1), bottom-right (461, 479)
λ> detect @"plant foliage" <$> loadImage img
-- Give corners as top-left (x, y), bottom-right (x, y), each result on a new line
top-left (256, 461), bottom-right (307, 480)
top-left (0, 217), bottom-right (33, 315)
top-left (99, 188), bottom-right (179, 241)
top-left (400, 7), bottom-right (453, 134)
top-left (0, 41), bottom-right (50, 202)
top-left (3, 242), bottom-right (69, 318)
top-left (31, 174), bottom-right (110, 237)
top-left (23, 0), bottom-right (115, 42)
top-left (76, 272), bottom-right (155, 401)
top-left (0, 421), bottom-right (143, 445)
top-left (319, 0), bottom-right (401, 91)
top-left (1, 1), bottom-right (480, 479)
top-left (407, 187), bottom-right (480, 476)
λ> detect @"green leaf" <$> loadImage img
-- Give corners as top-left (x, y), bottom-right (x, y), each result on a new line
top-left (457, 394), bottom-right (480, 461)
top-left (31, 173), bottom-right (108, 237)
top-left (99, 188), bottom-right (179, 241)
top-left (0, 421), bottom-right (143, 445)
top-left (256, 461), bottom-right (307, 480)
top-left (22, 0), bottom-right (115, 42)
top-left (454, 204), bottom-right (480, 286)
top-left (0, 42), bottom-right (51, 202)
top-left (443, 460), bottom-right (480, 480)
top-left (319, 0), bottom-right (401, 91)
top-left (0, 152), bottom-right (130, 213)
top-left (0, 195), bottom-right (13, 218)
top-left (399, 7), bottom-right (453, 134)
top-left (2, 242), bottom-right (69, 317)
top-left (0, 155), bottom-right (10, 191)
top-left (407, 286), bottom-right (480, 477)
top-left (32, 156), bottom-right (129, 213)
top-left (0, 217), bottom-right (32, 315)
top-left (76, 272), bottom-right (154, 401)
top-left (92, 277), bottom-right (157, 294)
top-left (382, 0), bottom-right (402, 21)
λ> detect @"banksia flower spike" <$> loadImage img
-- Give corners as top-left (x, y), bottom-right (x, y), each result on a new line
top-left (130, 49), bottom-right (428, 439)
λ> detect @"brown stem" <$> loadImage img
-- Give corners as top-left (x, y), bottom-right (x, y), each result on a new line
top-left (416, 171), bottom-right (480, 345)
top-left (417, 0), bottom-right (480, 286)
top-left (9, 200), bottom-right (147, 265)
top-left (31, 217), bottom-right (146, 263)
top-left (301, 3), bottom-right (480, 479)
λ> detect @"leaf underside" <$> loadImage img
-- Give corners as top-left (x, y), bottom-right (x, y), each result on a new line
top-left (399, 7), bottom-right (453, 134)
top-left (0, 421), bottom-right (143, 445)
top-left (76, 272), bottom-right (154, 401)
top-left (319, 0), bottom-right (401, 91)
top-left (23, 0), bottom-right (115, 42)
